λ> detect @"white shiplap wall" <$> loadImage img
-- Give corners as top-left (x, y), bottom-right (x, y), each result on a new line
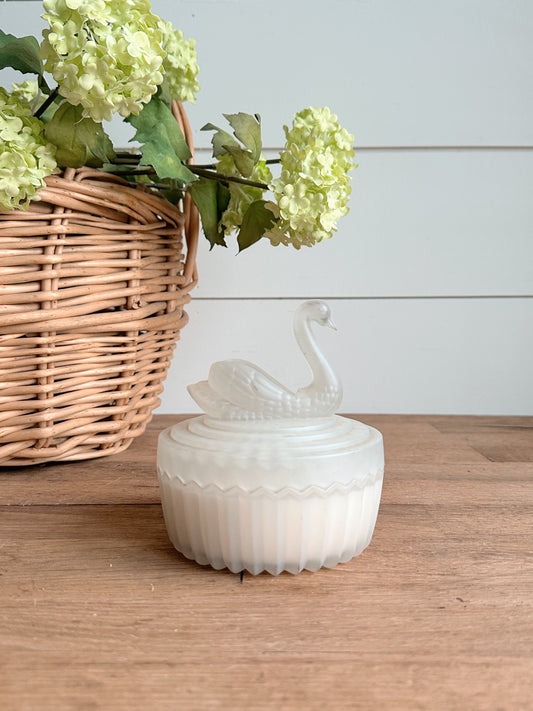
top-left (3, 1), bottom-right (532, 414)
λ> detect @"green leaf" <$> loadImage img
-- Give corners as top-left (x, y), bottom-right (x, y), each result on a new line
top-left (127, 98), bottom-right (196, 184)
top-left (38, 74), bottom-right (51, 95)
top-left (223, 112), bottom-right (262, 162)
top-left (201, 122), bottom-right (240, 158)
top-left (237, 200), bottom-right (275, 252)
top-left (128, 98), bottom-right (191, 162)
top-left (44, 103), bottom-right (115, 168)
top-left (136, 126), bottom-right (196, 183)
top-left (161, 187), bottom-right (185, 206)
top-left (188, 177), bottom-right (227, 249)
top-left (216, 181), bottom-right (231, 215)
top-left (221, 144), bottom-right (255, 178)
top-left (0, 30), bottom-right (43, 75)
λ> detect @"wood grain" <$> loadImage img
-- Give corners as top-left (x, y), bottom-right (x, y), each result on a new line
top-left (1, 415), bottom-right (532, 711)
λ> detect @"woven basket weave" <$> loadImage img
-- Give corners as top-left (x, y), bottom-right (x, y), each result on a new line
top-left (0, 102), bottom-right (199, 465)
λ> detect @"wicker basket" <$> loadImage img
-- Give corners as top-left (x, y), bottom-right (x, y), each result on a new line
top-left (0, 102), bottom-right (199, 465)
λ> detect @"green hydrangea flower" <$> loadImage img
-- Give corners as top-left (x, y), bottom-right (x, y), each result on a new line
top-left (41, 0), bottom-right (165, 122)
top-left (159, 20), bottom-right (200, 104)
top-left (11, 80), bottom-right (40, 104)
top-left (265, 106), bottom-right (356, 249)
top-left (217, 153), bottom-right (272, 236)
top-left (0, 88), bottom-right (57, 212)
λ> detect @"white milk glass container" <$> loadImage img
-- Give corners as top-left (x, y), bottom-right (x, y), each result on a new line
top-left (157, 301), bottom-right (385, 575)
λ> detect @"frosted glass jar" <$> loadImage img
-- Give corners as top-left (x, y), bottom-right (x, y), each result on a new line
top-left (157, 415), bottom-right (384, 575)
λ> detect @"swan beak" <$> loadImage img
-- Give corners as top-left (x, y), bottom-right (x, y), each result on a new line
top-left (325, 317), bottom-right (338, 331)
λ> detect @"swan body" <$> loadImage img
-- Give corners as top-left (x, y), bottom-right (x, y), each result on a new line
top-left (187, 300), bottom-right (343, 419)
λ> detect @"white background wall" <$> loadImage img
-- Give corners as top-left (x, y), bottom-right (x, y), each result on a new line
top-left (3, 0), bottom-right (532, 414)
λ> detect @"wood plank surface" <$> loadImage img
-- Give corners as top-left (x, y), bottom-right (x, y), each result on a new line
top-left (1, 415), bottom-right (532, 711)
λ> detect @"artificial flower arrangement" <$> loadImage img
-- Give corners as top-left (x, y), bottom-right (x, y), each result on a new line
top-left (0, 0), bottom-right (357, 252)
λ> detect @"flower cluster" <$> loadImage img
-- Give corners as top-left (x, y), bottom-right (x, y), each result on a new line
top-left (1, 1), bottom-right (356, 252)
top-left (265, 106), bottom-right (356, 249)
top-left (159, 21), bottom-right (200, 104)
top-left (217, 153), bottom-right (272, 236)
top-left (0, 88), bottom-right (57, 211)
top-left (11, 80), bottom-right (40, 105)
top-left (41, 0), bottom-right (166, 122)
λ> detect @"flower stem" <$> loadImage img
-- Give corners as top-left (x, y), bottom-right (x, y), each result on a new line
top-left (193, 158), bottom-right (280, 170)
top-left (188, 166), bottom-right (268, 190)
top-left (34, 86), bottom-right (60, 119)
top-left (109, 154), bottom-right (270, 189)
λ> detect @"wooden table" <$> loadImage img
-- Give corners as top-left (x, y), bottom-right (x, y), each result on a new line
top-left (1, 415), bottom-right (532, 710)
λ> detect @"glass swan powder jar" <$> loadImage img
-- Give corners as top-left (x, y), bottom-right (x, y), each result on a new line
top-left (157, 301), bottom-right (385, 575)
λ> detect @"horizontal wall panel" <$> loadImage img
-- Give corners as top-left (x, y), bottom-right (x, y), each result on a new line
top-left (192, 148), bottom-right (533, 299)
top-left (165, 0), bottom-right (533, 148)
top-left (3, 0), bottom-right (532, 147)
top-left (158, 297), bottom-right (533, 416)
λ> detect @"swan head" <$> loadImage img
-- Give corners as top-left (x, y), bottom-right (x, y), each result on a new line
top-left (297, 300), bottom-right (337, 330)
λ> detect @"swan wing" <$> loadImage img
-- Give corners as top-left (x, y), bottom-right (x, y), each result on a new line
top-left (208, 359), bottom-right (296, 414)
top-left (187, 380), bottom-right (237, 419)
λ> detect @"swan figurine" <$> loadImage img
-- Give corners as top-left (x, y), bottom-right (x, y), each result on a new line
top-left (187, 300), bottom-right (342, 419)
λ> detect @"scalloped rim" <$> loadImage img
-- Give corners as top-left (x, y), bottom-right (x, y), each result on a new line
top-left (158, 467), bottom-right (384, 498)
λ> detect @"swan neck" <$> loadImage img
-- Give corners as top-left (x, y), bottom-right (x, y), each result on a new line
top-left (294, 316), bottom-right (339, 393)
